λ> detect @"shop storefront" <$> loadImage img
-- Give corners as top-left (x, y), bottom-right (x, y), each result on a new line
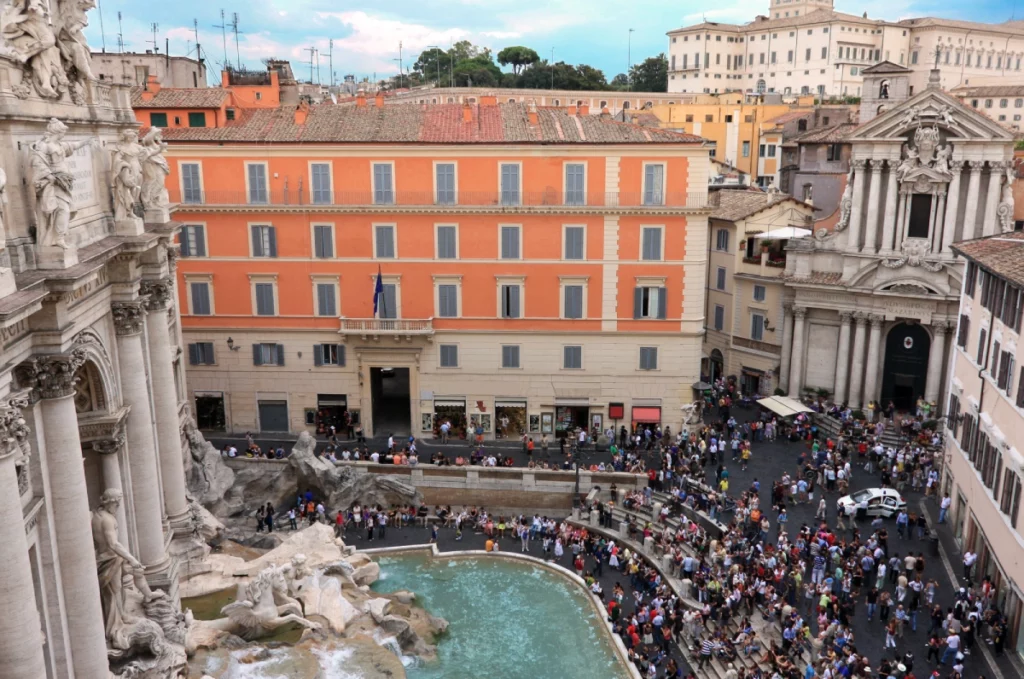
top-left (432, 399), bottom-right (467, 439)
top-left (740, 368), bottom-right (765, 398)
top-left (316, 394), bottom-right (348, 436)
top-left (495, 400), bottom-right (527, 440)
top-left (194, 391), bottom-right (226, 431)
top-left (631, 405), bottom-right (662, 432)
top-left (555, 399), bottom-right (590, 438)
top-left (963, 513), bottom-right (1024, 659)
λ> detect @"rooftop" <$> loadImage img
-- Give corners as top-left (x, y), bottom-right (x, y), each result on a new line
top-left (130, 86), bottom-right (228, 109)
top-left (158, 101), bottom-right (704, 144)
top-left (951, 85), bottom-right (1024, 97)
top-left (790, 122), bottom-right (859, 144)
top-left (669, 9), bottom-right (879, 35)
top-left (951, 232), bottom-right (1024, 288)
top-left (710, 189), bottom-right (807, 222)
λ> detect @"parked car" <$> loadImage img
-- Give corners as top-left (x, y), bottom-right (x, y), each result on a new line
top-left (837, 487), bottom-right (906, 519)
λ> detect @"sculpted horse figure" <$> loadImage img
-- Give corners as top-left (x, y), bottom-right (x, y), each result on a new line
top-left (199, 565), bottom-right (321, 641)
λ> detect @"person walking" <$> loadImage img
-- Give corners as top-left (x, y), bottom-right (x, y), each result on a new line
top-left (288, 507), bottom-right (298, 530)
top-left (365, 511), bottom-right (375, 542)
top-left (255, 504), bottom-right (265, 533)
top-left (264, 502), bottom-right (274, 533)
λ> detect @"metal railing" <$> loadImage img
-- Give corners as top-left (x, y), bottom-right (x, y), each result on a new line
top-left (339, 318), bottom-right (434, 333)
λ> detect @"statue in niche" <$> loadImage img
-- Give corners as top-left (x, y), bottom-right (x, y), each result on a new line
top-left (139, 128), bottom-right (170, 212)
top-left (934, 144), bottom-right (952, 175)
top-left (895, 145), bottom-right (920, 182)
top-left (835, 165), bottom-right (854, 231)
top-left (110, 129), bottom-right (146, 223)
top-left (30, 118), bottom-right (96, 249)
top-left (913, 126), bottom-right (939, 166)
top-left (998, 164), bottom-right (1016, 233)
top-left (1, 0), bottom-right (68, 99)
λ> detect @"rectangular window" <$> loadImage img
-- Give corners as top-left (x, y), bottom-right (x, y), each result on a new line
top-left (714, 304), bottom-right (725, 330)
top-left (742, 141), bottom-right (750, 157)
top-left (639, 347), bottom-right (658, 370)
top-left (254, 283), bottom-right (276, 316)
top-left (500, 284), bottom-right (521, 319)
top-left (501, 345), bottom-right (520, 369)
top-left (247, 164), bottom-right (268, 204)
top-left (751, 313), bottom-right (765, 341)
top-left (766, 145), bottom-right (777, 158)
top-left (313, 225), bottom-right (333, 258)
top-left (563, 345), bottom-right (582, 369)
top-left (188, 342), bottom-right (215, 365)
top-left (977, 328), bottom-right (988, 365)
top-left (753, 284), bottom-right (766, 302)
top-left (911, 51), bottom-right (919, 64)
top-left (564, 226), bottom-right (585, 260)
top-left (181, 163), bottom-right (203, 204)
top-left (378, 283), bottom-right (397, 319)
top-left (180, 224), bottom-right (206, 257)
top-left (375, 225), bottom-right (396, 259)
top-left (250, 225), bottom-right (277, 257)
top-left (500, 163), bottom-right (521, 206)
top-left (252, 343), bottom-right (285, 366)
top-left (190, 282), bottom-right (212, 315)
top-left (188, 111), bottom-right (207, 127)
top-left (565, 163), bottom-right (585, 205)
top-left (373, 163), bottom-right (394, 204)
top-left (563, 285), bottom-right (584, 319)
top-left (716, 229), bottom-right (729, 251)
top-left (436, 225), bottom-right (457, 259)
top-left (641, 226), bottom-right (663, 261)
top-left (643, 164), bottom-right (665, 205)
top-left (439, 344), bottom-right (459, 368)
top-left (150, 112), bottom-right (168, 128)
top-left (826, 144), bottom-right (842, 161)
top-left (1017, 367), bottom-right (1024, 408)
top-left (634, 286), bottom-right (667, 319)
top-left (435, 163), bottom-right (456, 205)
top-left (437, 284), bottom-right (458, 318)
top-left (500, 225), bottom-right (521, 259)
top-left (313, 343), bottom-right (345, 366)
top-left (310, 163), bottom-right (332, 204)
top-left (315, 283), bottom-right (337, 317)
top-left (716, 267), bottom-right (727, 290)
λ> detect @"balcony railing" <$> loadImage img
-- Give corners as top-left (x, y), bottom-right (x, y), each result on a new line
top-left (170, 189), bottom-right (708, 210)
top-left (339, 318), bottom-right (434, 335)
top-left (733, 336), bottom-right (782, 355)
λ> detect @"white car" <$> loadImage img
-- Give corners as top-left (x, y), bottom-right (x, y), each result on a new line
top-left (837, 488), bottom-right (907, 518)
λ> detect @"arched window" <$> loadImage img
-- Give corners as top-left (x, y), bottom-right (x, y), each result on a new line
top-left (553, 99), bottom-right (560, 106)
top-left (879, 78), bottom-right (890, 99)
top-left (623, 101), bottom-right (631, 109)
top-left (756, 79), bottom-right (767, 93)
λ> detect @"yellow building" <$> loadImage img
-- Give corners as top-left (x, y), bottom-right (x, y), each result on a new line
top-left (704, 189), bottom-right (815, 396)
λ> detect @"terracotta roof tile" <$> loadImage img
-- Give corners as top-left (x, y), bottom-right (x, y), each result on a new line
top-left (952, 233), bottom-right (1024, 288)
top-left (130, 86), bottom-right (228, 109)
top-left (710, 188), bottom-right (807, 221)
top-left (952, 85), bottom-right (1024, 98)
top-left (784, 271), bottom-right (843, 286)
top-left (791, 123), bottom-right (858, 144)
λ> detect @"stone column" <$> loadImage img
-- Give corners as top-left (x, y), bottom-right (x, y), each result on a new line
top-left (15, 352), bottom-right (109, 678)
top-left (779, 304), bottom-right (795, 394)
top-left (962, 161), bottom-right (985, 240)
top-left (846, 160), bottom-right (868, 252)
top-left (788, 306), bottom-right (808, 397)
top-left (862, 314), bottom-right (884, 408)
top-left (112, 301), bottom-right (170, 572)
top-left (94, 432), bottom-right (130, 547)
top-left (925, 322), bottom-right (951, 405)
top-left (941, 161), bottom-right (963, 252)
top-left (848, 313), bottom-right (868, 409)
top-left (880, 162), bottom-right (899, 254)
top-left (0, 399), bottom-right (48, 678)
top-left (141, 279), bottom-right (190, 531)
top-left (833, 311), bottom-right (854, 405)
top-left (894, 191), bottom-right (908, 249)
top-left (863, 160), bottom-right (884, 252)
top-left (931, 193), bottom-right (946, 253)
top-left (982, 162), bottom-right (1005, 238)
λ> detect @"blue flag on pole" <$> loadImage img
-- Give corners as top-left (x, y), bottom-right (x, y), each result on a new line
top-left (373, 267), bottom-right (384, 317)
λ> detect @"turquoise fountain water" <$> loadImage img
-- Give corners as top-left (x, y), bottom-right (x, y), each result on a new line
top-left (371, 552), bottom-right (631, 679)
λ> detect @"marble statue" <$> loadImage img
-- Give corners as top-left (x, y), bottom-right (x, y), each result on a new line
top-left (934, 144), bottom-right (952, 175)
top-left (30, 118), bottom-right (95, 248)
top-left (0, 167), bottom-right (7, 251)
top-left (140, 128), bottom-right (170, 213)
top-left (679, 401), bottom-right (704, 426)
top-left (998, 164), bottom-right (1016, 233)
top-left (110, 129), bottom-right (146, 223)
top-left (835, 166), bottom-right (854, 231)
top-left (882, 238), bottom-right (944, 271)
top-left (55, 0), bottom-right (94, 80)
top-left (0, 0), bottom-right (67, 99)
top-left (895, 145), bottom-right (920, 182)
top-left (200, 564), bottom-right (321, 641)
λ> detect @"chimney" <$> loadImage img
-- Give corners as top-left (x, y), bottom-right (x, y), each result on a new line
top-left (221, 70), bottom-right (230, 88)
top-left (480, 92), bottom-right (497, 106)
top-left (527, 99), bottom-right (538, 126)
top-left (294, 101), bottom-right (309, 125)
top-left (578, 103), bottom-right (590, 116)
top-left (601, 106), bottom-right (610, 117)
top-left (375, 92), bottom-right (385, 108)
top-left (356, 86), bottom-right (367, 107)
top-left (463, 103), bottom-right (474, 123)
top-left (145, 73), bottom-right (161, 95)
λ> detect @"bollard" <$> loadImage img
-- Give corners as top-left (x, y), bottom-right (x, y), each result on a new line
top-left (590, 509), bottom-right (599, 525)
top-left (617, 488), bottom-right (626, 504)
top-left (661, 553), bottom-right (673, 571)
top-left (643, 536), bottom-right (655, 553)
top-left (652, 501), bottom-right (663, 520)
top-left (572, 507), bottom-right (581, 521)
top-left (619, 520), bottom-right (629, 536)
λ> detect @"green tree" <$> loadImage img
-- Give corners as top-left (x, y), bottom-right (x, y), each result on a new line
top-left (452, 54), bottom-right (502, 87)
top-left (497, 46), bottom-right (540, 75)
top-left (413, 47), bottom-right (448, 84)
top-left (610, 73), bottom-right (629, 90)
top-left (629, 54), bottom-right (668, 92)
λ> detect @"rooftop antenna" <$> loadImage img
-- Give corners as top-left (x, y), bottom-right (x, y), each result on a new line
top-left (305, 46), bottom-right (316, 83)
top-left (315, 47), bottom-right (321, 85)
top-left (231, 13), bottom-right (243, 69)
top-left (116, 11), bottom-right (124, 53)
top-left (213, 9), bottom-right (228, 69)
top-left (147, 22), bottom-right (159, 53)
top-left (328, 39), bottom-right (334, 87)
top-left (96, 0), bottom-right (106, 51)
top-left (193, 18), bottom-right (201, 60)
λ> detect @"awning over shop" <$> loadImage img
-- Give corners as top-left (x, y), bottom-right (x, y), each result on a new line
top-left (555, 398), bottom-right (590, 406)
top-left (433, 399), bottom-right (466, 407)
top-left (760, 226), bottom-right (812, 240)
top-left (632, 406), bottom-right (662, 423)
top-left (756, 395), bottom-right (813, 418)
top-left (495, 400), bottom-right (527, 408)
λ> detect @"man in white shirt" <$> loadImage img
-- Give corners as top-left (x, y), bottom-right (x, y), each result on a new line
top-left (227, 445), bottom-right (237, 458)
top-left (370, 450), bottom-right (380, 464)
top-left (963, 551), bottom-right (976, 582)
top-left (939, 493), bottom-right (952, 523)
top-left (941, 632), bottom-right (960, 665)
top-left (387, 435), bottom-right (395, 452)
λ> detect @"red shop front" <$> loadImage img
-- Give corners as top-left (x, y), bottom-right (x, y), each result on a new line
top-left (631, 405), bottom-right (662, 430)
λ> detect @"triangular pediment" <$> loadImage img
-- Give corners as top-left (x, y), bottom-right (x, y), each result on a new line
top-left (850, 87), bottom-right (1014, 142)
top-left (860, 60), bottom-right (912, 75)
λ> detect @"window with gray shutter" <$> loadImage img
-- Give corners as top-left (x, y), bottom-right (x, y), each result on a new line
top-left (316, 283), bottom-right (337, 316)
top-left (436, 225), bottom-right (457, 259)
top-left (500, 225), bottom-right (520, 259)
top-left (501, 345), bottom-right (520, 368)
top-left (375, 225), bottom-right (395, 258)
top-left (716, 229), bottom-right (729, 251)
top-left (500, 285), bottom-right (521, 318)
top-left (500, 163), bottom-right (520, 205)
top-left (751, 313), bottom-right (765, 341)
top-left (714, 305), bottom-right (725, 330)
top-left (563, 345), bottom-right (582, 369)
top-left (439, 344), bottom-right (459, 367)
top-left (180, 225), bottom-right (206, 257)
top-left (564, 226), bottom-right (585, 260)
top-left (254, 283), bottom-right (275, 316)
top-left (253, 342), bottom-right (283, 366)
top-left (314, 343), bottom-right (344, 366)
top-left (564, 285), bottom-right (584, 319)
top-left (753, 285), bottom-right (766, 302)
top-left (634, 286), bottom-right (666, 319)
top-left (182, 163), bottom-right (203, 203)
top-left (247, 164), bottom-right (268, 204)
top-left (641, 227), bottom-right (662, 260)
top-left (643, 164), bottom-right (664, 205)
top-left (190, 282), bottom-right (211, 315)
top-left (438, 284), bottom-right (458, 318)
top-left (251, 225), bottom-right (277, 257)
top-left (373, 163), bottom-right (394, 204)
top-left (565, 163), bottom-right (585, 205)
top-left (380, 283), bottom-right (397, 319)
top-left (639, 347), bottom-right (658, 370)
top-left (313, 225), bottom-right (333, 258)
top-left (188, 342), bottom-right (215, 365)
top-left (716, 267), bottom-right (726, 290)
top-left (435, 163), bottom-right (456, 205)
top-left (311, 163), bottom-right (332, 204)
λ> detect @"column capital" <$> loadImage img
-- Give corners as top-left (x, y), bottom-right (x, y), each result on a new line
top-left (868, 313), bottom-right (885, 325)
top-left (852, 311), bottom-right (868, 322)
top-left (948, 160), bottom-right (964, 173)
top-left (932, 320), bottom-right (954, 334)
top-left (866, 159), bottom-right (883, 169)
top-left (0, 396), bottom-right (30, 461)
top-left (166, 244), bottom-right (179, 273)
top-left (15, 349), bottom-right (87, 401)
top-left (139, 278), bottom-right (174, 311)
top-left (852, 159), bottom-right (869, 170)
top-left (92, 429), bottom-right (126, 456)
top-left (839, 310), bottom-right (855, 322)
top-left (968, 160), bottom-right (986, 172)
top-left (111, 301), bottom-right (147, 336)
top-left (793, 306), bottom-right (808, 319)
top-left (988, 160), bottom-right (1009, 172)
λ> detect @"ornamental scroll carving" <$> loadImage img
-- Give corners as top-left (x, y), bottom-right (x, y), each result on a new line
top-left (15, 348), bottom-right (88, 400)
top-left (111, 301), bottom-right (146, 336)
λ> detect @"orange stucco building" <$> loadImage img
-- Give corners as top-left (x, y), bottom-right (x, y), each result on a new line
top-left (161, 94), bottom-right (711, 440)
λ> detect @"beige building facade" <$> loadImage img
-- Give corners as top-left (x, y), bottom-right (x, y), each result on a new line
top-left (92, 51), bottom-right (208, 89)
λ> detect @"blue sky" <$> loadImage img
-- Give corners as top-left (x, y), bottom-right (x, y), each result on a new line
top-left (85, 0), bottom-right (1022, 85)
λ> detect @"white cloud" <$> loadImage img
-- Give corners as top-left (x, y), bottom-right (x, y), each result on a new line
top-left (317, 11), bottom-right (469, 57)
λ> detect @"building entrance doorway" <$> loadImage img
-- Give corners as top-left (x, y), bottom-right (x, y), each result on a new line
top-left (880, 322), bottom-right (930, 411)
top-left (195, 392), bottom-right (226, 431)
top-left (371, 367), bottom-right (411, 437)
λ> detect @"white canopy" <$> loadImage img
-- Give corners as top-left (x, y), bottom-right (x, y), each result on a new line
top-left (756, 395), bottom-right (813, 418)
top-left (759, 226), bottom-right (812, 240)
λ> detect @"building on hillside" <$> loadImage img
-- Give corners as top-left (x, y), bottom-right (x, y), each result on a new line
top-left (945, 232), bottom-right (1024, 656)
top-left (778, 66), bottom-right (1015, 413)
top-left (710, 159), bottom-right (752, 189)
top-left (161, 95), bottom-right (711, 440)
top-left (780, 121), bottom-right (857, 215)
top-left (666, 0), bottom-right (1024, 97)
top-left (704, 190), bottom-right (815, 395)
top-left (91, 50), bottom-right (208, 88)
top-left (951, 84), bottom-right (1024, 132)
